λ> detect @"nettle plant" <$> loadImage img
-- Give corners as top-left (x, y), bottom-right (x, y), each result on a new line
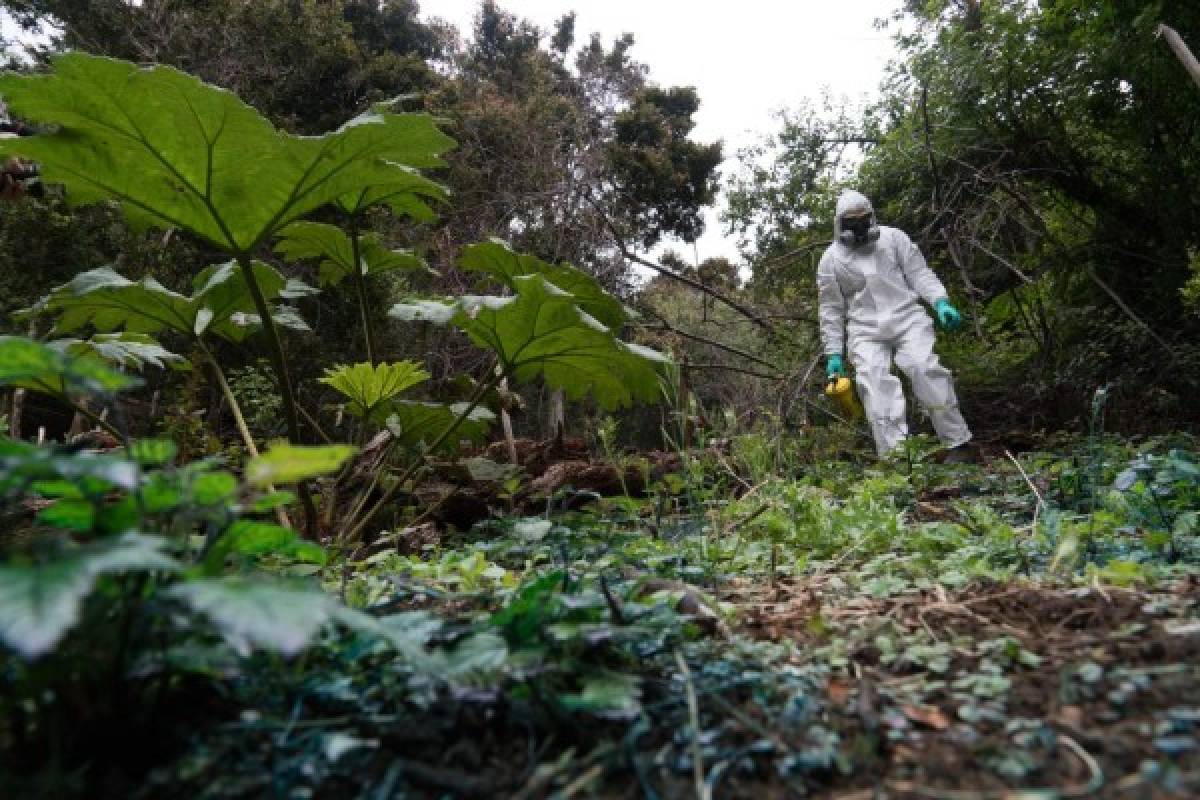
top-left (0, 53), bottom-right (669, 540)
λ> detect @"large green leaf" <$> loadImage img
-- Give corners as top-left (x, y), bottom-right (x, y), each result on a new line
top-left (319, 361), bottom-right (429, 418)
top-left (191, 261), bottom-right (318, 339)
top-left (335, 165), bottom-right (446, 220)
top-left (389, 276), bottom-right (669, 410)
top-left (30, 267), bottom-right (192, 335)
top-left (0, 335), bottom-right (140, 395)
top-left (245, 442), bottom-right (356, 487)
top-left (385, 401), bottom-right (496, 451)
top-left (386, 297), bottom-right (463, 325)
top-left (276, 221), bottom-right (426, 287)
top-left (0, 53), bottom-right (454, 253)
top-left (372, 610), bottom-right (443, 660)
top-left (202, 520), bottom-right (326, 574)
top-left (0, 534), bottom-right (180, 658)
top-left (32, 263), bottom-right (313, 344)
top-left (418, 631), bottom-right (509, 681)
top-left (460, 240), bottom-right (627, 328)
top-left (168, 578), bottom-right (374, 656)
top-left (370, 612), bottom-right (507, 682)
top-left (53, 333), bottom-right (185, 371)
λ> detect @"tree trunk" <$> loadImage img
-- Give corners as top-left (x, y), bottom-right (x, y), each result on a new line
top-left (9, 388), bottom-right (24, 439)
top-left (546, 388), bottom-right (565, 445)
top-left (500, 377), bottom-right (518, 465)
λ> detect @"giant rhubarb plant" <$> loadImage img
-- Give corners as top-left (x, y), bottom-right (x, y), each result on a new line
top-left (0, 53), bottom-right (451, 427)
top-left (0, 53), bottom-right (452, 532)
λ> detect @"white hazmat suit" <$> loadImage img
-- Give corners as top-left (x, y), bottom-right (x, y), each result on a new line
top-left (816, 190), bottom-right (971, 456)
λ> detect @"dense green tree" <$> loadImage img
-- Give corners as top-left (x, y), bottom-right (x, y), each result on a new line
top-left (3, 0), bottom-right (722, 293)
top-left (723, 99), bottom-right (873, 297)
top-left (430, 2), bottom-right (722, 296)
top-left (607, 87), bottom-right (723, 249)
top-left (726, 1), bottom-right (1200, 427)
top-left (3, 0), bottom-right (446, 133)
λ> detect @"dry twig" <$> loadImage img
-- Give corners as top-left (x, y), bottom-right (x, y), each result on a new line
top-left (886, 732), bottom-right (1102, 799)
top-left (674, 649), bottom-right (710, 800)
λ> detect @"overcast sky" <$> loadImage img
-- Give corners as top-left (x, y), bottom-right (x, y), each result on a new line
top-left (425, 0), bottom-right (901, 263)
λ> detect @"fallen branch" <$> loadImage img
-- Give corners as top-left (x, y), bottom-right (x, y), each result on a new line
top-left (394, 758), bottom-right (498, 797)
top-left (599, 575), bottom-right (627, 625)
top-left (1005, 449), bottom-right (1045, 532)
top-left (780, 353), bottom-right (821, 426)
top-left (559, 764), bottom-right (605, 799)
top-left (886, 731), bottom-right (1102, 799)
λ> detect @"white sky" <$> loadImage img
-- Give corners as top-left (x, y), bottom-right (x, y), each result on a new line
top-left (424, 0), bottom-right (901, 264)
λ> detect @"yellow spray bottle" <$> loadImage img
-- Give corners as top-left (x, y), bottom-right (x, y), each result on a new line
top-left (825, 375), bottom-right (864, 421)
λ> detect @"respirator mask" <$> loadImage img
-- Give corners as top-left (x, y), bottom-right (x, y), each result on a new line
top-left (838, 212), bottom-right (879, 247)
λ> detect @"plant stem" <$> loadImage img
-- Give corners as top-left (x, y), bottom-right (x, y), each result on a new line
top-left (198, 341), bottom-right (293, 529)
top-left (499, 377), bottom-right (518, 464)
top-left (234, 254), bottom-right (318, 537)
top-left (340, 365), bottom-right (501, 544)
top-left (347, 215), bottom-right (378, 366)
top-left (69, 398), bottom-right (126, 443)
top-left (296, 403), bottom-right (335, 445)
top-left (199, 342), bottom-right (259, 458)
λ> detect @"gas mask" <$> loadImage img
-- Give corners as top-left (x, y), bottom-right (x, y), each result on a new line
top-left (837, 212), bottom-right (880, 247)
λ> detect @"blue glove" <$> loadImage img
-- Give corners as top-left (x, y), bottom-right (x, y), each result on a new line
top-left (826, 354), bottom-right (845, 379)
top-left (934, 298), bottom-right (962, 331)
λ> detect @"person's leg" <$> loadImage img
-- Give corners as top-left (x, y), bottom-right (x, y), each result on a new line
top-left (848, 337), bottom-right (907, 456)
top-left (893, 316), bottom-right (972, 448)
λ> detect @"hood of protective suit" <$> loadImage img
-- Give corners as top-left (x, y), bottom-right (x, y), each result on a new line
top-left (833, 190), bottom-right (880, 247)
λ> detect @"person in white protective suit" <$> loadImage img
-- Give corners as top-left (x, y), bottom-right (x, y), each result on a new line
top-left (816, 190), bottom-right (973, 458)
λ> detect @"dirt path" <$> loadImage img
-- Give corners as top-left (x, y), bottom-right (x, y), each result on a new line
top-left (729, 577), bottom-right (1200, 798)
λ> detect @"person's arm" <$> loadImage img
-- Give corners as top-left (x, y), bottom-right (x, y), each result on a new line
top-left (816, 254), bottom-right (847, 356)
top-left (896, 230), bottom-right (962, 330)
top-left (896, 229), bottom-right (949, 306)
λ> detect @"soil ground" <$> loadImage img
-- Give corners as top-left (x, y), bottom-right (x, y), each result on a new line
top-left (734, 578), bottom-right (1200, 798)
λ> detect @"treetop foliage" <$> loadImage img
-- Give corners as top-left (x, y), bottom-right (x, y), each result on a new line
top-left (5, 0), bottom-right (449, 134)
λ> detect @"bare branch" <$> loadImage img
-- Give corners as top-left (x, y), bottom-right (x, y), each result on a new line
top-left (1157, 24), bottom-right (1200, 92)
top-left (684, 363), bottom-right (780, 380)
top-left (966, 235), bottom-right (1034, 284)
top-left (584, 194), bottom-right (777, 334)
top-left (635, 314), bottom-right (779, 371)
top-left (820, 136), bottom-right (881, 145)
top-left (755, 240), bottom-right (828, 267)
top-left (1085, 267), bottom-right (1178, 362)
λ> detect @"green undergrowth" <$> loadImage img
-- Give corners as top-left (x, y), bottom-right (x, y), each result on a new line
top-left (8, 418), bottom-right (1198, 796)
top-left (4, 344), bottom-right (1200, 798)
top-left (355, 430), bottom-right (1200, 604)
